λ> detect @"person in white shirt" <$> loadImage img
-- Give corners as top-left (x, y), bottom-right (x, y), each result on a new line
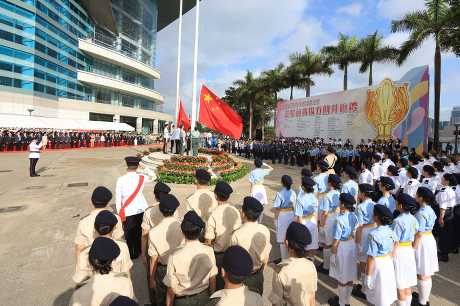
top-left (116, 156), bottom-right (148, 259)
top-left (421, 165), bottom-right (437, 193)
top-left (163, 123), bottom-right (170, 154)
top-left (371, 154), bottom-right (382, 185)
top-left (380, 151), bottom-right (395, 176)
top-left (169, 124), bottom-right (177, 153)
top-left (403, 167), bottom-right (420, 198)
top-left (397, 159), bottom-right (409, 188)
top-left (28, 137), bottom-right (43, 177)
top-left (359, 160), bottom-right (373, 185)
top-left (170, 125), bottom-right (181, 154)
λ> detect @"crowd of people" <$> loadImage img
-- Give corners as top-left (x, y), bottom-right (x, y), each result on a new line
top-left (68, 135), bottom-right (460, 306)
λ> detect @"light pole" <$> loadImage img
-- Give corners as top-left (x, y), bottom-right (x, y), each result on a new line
top-left (454, 124), bottom-right (459, 154)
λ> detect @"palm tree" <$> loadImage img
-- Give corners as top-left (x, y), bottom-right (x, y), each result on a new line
top-left (284, 60), bottom-right (302, 100)
top-left (392, 0), bottom-right (458, 150)
top-left (262, 63), bottom-right (285, 101)
top-left (321, 33), bottom-right (359, 90)
top-left (358, 31), bottom-right (399, 86)
top-left (290, 47), bottom-right (333, 97)
top-left (234, 71), bottom-right (258, 139)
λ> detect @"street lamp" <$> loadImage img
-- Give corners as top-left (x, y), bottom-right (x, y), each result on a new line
top-left (27, 108), bottom-right (34, 116)
top-left (454, 122), bottom-right (460, 154)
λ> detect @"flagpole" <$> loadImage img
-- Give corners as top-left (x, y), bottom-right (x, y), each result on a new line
top-left (190, 0), bottom-right (200, 130)
top-left (174, 0), bottom-right (184, 124)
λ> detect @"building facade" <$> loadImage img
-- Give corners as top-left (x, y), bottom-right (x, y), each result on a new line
top-left (451, 107), bottom-right (460, 125)
top-left (0, 0), bottom-right (187, 133)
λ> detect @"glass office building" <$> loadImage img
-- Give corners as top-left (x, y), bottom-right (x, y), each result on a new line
top-left (0, 0), bottom-right (194, 133)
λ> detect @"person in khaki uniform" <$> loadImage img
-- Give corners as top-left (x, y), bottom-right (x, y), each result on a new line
top-left (141, 182), bottom-right (172, 261)
top-left (206, 246), bottom-right (263, 306)
top-left (69, 237), bottom-right (134, 306)
top-left (230, 197), bottom-right (271, 295)
top-left (270, 222), bottom-right (318, 306)
top-left (164, 211), bottom-right (218, 306)
top-left (73, 210), bottom-right (132, 285)
top-left (204, 181), bottom-right (242, 289)
top-left (186, 169), bottom-right (217, 222)
top-left (148, 194), bottom-right (184, 306)
top-left (74, 187), bottom-right (124, 262)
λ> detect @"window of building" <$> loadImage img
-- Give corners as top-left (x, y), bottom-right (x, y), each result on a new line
top-left (122, 70), bottom-right (136, 84)
top-left (0, 76), bottom-right (12, 86)
top-left (121, 95), bottom-right (135, 108)
top-left (95, 88), bottom-right (112, 104)
top-left (89, 112), bottom-right (114, 122)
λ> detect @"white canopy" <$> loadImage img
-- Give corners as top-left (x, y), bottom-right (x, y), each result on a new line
top-left (0, 113), bottom-right (135, 132)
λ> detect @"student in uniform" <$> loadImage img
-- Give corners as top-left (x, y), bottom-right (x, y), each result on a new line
top-left (420, 165), bottom-right (437, 193)
top-left (328, 193), bottom-right (358, 306)
top-left (148, 194), bottom-right (185, 306)
top-left (377, 177), bottom-right (396, 215)
top-left (352, 183), bottom-right (376, 299)
top-left (206, 246), bottom-right (263, 306)
top-left (341, 166), bottom-right (359, 200)
top-left (318, 174), bottom-right (341, 274)
top-left (230, 197), bottom-right (271, 295)
top-left (363, 204), bottom-right (397, 306)
top-left (75, 186), bottom-right (124, 262)
top-left (270, 222), bottom-right (318, 306)
top-left (387, 165), bottom-right (402, 196)
top-left (393, 194), bottom-right (419, 306)
top-left (397, 158), bottom-right (409, 188)
top-left (187, 169), bottom-right (218, 222)
top-left (272, 175), bottom-right (296, 260)
top-left (69, 237), bottom-right (134, 306)
top-left (435, 173), bottom-right (457, 262)
top-left (205, 181), bottom-right (242, 290)
top-left (314, 161), bottom-right (330, 196)
top-left (73, 210), bottom-right (132, 285)
top-left (249, 159), bottom-right (273, 214)
top-left (164, 211), bottom-right (217, 306)
top-left (414, 187), bottom-right (439, 306)
top-left (371, 154), bottom-right (383, 186)
top-left (402, 167), bottom-right (420, 198)
top-left (359, 160), bottom-right (373, 185)
top-left (295, 177), bottom-right (319, 260)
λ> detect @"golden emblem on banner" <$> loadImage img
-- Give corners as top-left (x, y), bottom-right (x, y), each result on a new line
top-left (366, 78), bottom-right (409, 141)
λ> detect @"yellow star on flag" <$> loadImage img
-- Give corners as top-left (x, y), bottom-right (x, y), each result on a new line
top-left (204, 94), bottom-right (213, 103)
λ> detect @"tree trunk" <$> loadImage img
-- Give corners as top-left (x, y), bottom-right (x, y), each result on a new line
top-left (249, 100), bottom-right (253, 139)
top-left (261, 101), bottom-right (265, 141)
top-left (274, 92), bottom-right (278, 134)
top-left (369, 62), bottom-right (373, 86)
top-left (290, 86), bottom-right (294, 100)
top-left (434, 41), bottom-right (441, 151)
top-left (343, 64), bottom-right (348, 90)
top-left (306, 75), bottom-right (311, 97)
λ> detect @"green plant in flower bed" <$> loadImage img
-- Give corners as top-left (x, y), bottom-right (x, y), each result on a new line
top-left (171, 155), bottom-right (208, 163)
top-left (157, 163), bottom-right (249, 184)
top-left (198, 148), bottom-right (226, 156)
top-left (162, 161), bottom-right (208, 171)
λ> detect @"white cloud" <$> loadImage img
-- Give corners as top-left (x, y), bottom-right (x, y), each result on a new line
top-left (377, 0), bottom-right (426, 19)
top-left (337, 3), bottom-right (363, 16)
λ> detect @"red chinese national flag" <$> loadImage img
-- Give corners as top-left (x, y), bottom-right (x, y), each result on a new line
top-left (177, 99), bottom-right (191, 131)
top-left (198, 85), bottom-right (243, 139)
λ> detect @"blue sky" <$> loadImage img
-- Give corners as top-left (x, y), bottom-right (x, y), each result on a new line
top-left (156, 0), bottom-right (460, 121)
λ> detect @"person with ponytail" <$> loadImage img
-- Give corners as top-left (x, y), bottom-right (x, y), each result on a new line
top-left (386, 165), bottom-right (402, 196)
top-left (318, 174), bottom-right (341, 274)
top-left (363, 204), bottom-right (397, 306)
top-left (414, 187), bottom-right (439, 306)
top-left (69, 237), bottom-right (134, 306)
top-left (341, 166), bottom-right (359, 200)
top-left (295, 177), bottom-right (319, 260)
top-left (327, 193), bottom-right (358, 306)
top-left (402, 167), bottom-right (420, 198)
top-left (392, 193), bottom-right (419, 306)
top-left (378, 177), bottom-right (396, 215)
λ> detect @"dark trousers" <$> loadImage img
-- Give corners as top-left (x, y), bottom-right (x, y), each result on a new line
top-left (170, 140), bottom-right (175, 153)
top-left (214, 252), bottom-right (225, 290)
top-left (243, 266), bottom-right (264, 295)
top-left (437, 208), bottom-right (455, 255)
top-left (163, 139), bottom-right (168, 153)
top-left (154, 263), bottom-right (168, 306)
top-left (29, 158), bottom-right (38, 176)
top-left (123, 213), bottom-right (144, 259)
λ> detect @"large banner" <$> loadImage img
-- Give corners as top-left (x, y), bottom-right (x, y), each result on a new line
top-left (276, 66), bottom-right (429, 152)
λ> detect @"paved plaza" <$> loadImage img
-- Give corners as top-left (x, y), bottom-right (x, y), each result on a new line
top-left (0, 147), bottom-right (458, 306)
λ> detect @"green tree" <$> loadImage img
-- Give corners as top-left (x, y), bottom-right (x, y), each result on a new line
top-left (321, 33), bottom-right (359, 90)
top-left (284, 59), bottom-right (302, 100)
top-left (392, 0), bottom-right (459, 149)
top-left (233, 71), bottom-right (259, 139)
top-left (358, 31), bottom-right (399, 85)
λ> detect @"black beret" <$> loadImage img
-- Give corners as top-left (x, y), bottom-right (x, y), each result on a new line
top-left (281, 175), bottom-right (293, 186)
top-left (374, 204), bottom-right (393, 220)
top-left (159, 194), bottom-right (180, 211)
top-left (318, 160), bottom-right (329, 171)
top-left (359, 183), bottom-right (374, 193)
top-left (329, 174), bottom-right (341, 184)
top-left (125, 156), bottom-right (141, 167)
top-left (91, 186), bottom-right (112, 205)
top-left (195, 169), bottom-right (211, 182)
top-left (243, 196), bottom-right (263, 213)
top-left (154, 182), bottom-right (171, 194)
top-left (222, 245), bottom-right (253, 277)
top-left (95, 210), bottom-right (118, 228)
top-left (339, 193), bottom-right (356, 205)
top-left (344, 166), bottom-right (357, 178)
top-left (397, 193), bottom-right (417, 209)
top-left (380, 176), bottom-right (395, 190)
top-left (214, 181), bottom-right (233, 198)
top-left (286, 222), bottom-right (311, 247)
top-left (422, 165), bottom-right (435, 175)
top-left (109, 296), bottom-right (138, 306)
top-left (301, 168), bottom-right (312, 177)
top-left (183, 210), bottom-right (205, 229)
top-left (387, 165), bottom-right (399, 176)
top-left (416, 186), bottom-right (434, 199)
top-left (89, 237), bottom-right (120, 262)
top-left (302, 176), bottom-right (316, 187)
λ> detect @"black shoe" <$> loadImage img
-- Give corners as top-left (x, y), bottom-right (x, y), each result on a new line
top-left (411, 292), bottom-right (419, 306)
top-left (438, 252), bottom-right (449, 262)
top-left (352, 284), bottom-right (367, 299)
top-left (316, 263), bottom-right (329, 274)
top-left (327, 295), bottom-right (339, 306)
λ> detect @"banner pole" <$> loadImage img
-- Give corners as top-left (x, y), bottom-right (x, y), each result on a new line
top-left (190, 0), bottom-right (200, 130)
top-left (174, 0), bottom-right (183, 124)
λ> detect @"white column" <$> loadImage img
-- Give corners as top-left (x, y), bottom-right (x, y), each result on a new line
top-left (174, 0), bottom-right (184, 123)
top-left (190, 0), bottom-right (200, 130)
top-left (136, 117), bottom-right (143, 133)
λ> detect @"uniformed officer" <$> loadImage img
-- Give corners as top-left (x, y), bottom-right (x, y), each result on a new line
top-left (116, 156), bottom-right (148, 259)
top-left (109, 295), bottom-right (138, 306)
top-left (270, 222), bottom-right (318, 306)
top-left (341, 166), bottom-right (359, 200)
top-left (164, 211), bottom-right (218, 306)
top-left (420, 165), bottom-right (437, 193)
top-left (204, 181), bottom-right (242, 290)
top-left (187, 169), bottom-right (218, 223)
top-left (73, 210), bottom-right (132, 285)
top-left (148, 194), bottom-right (184, 306)
top-left (230, 197), bottom-right (271, 295)
top-left (378, 177), bottom-right (396, 215)
top-left (402, 167), bottom-right (420, 198)
top-left (314, 161), bottom-right (330, 195)
top-left (69, 237), bottom-right (134, 306)
top-left (206, 246), bottom-right (263, 306)
top-left (359, 160), bottom-right (373, 185)
top-left (28, 137), bottom-right (43, 177)
top-left (74, 186), bottom-right (124, 262)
